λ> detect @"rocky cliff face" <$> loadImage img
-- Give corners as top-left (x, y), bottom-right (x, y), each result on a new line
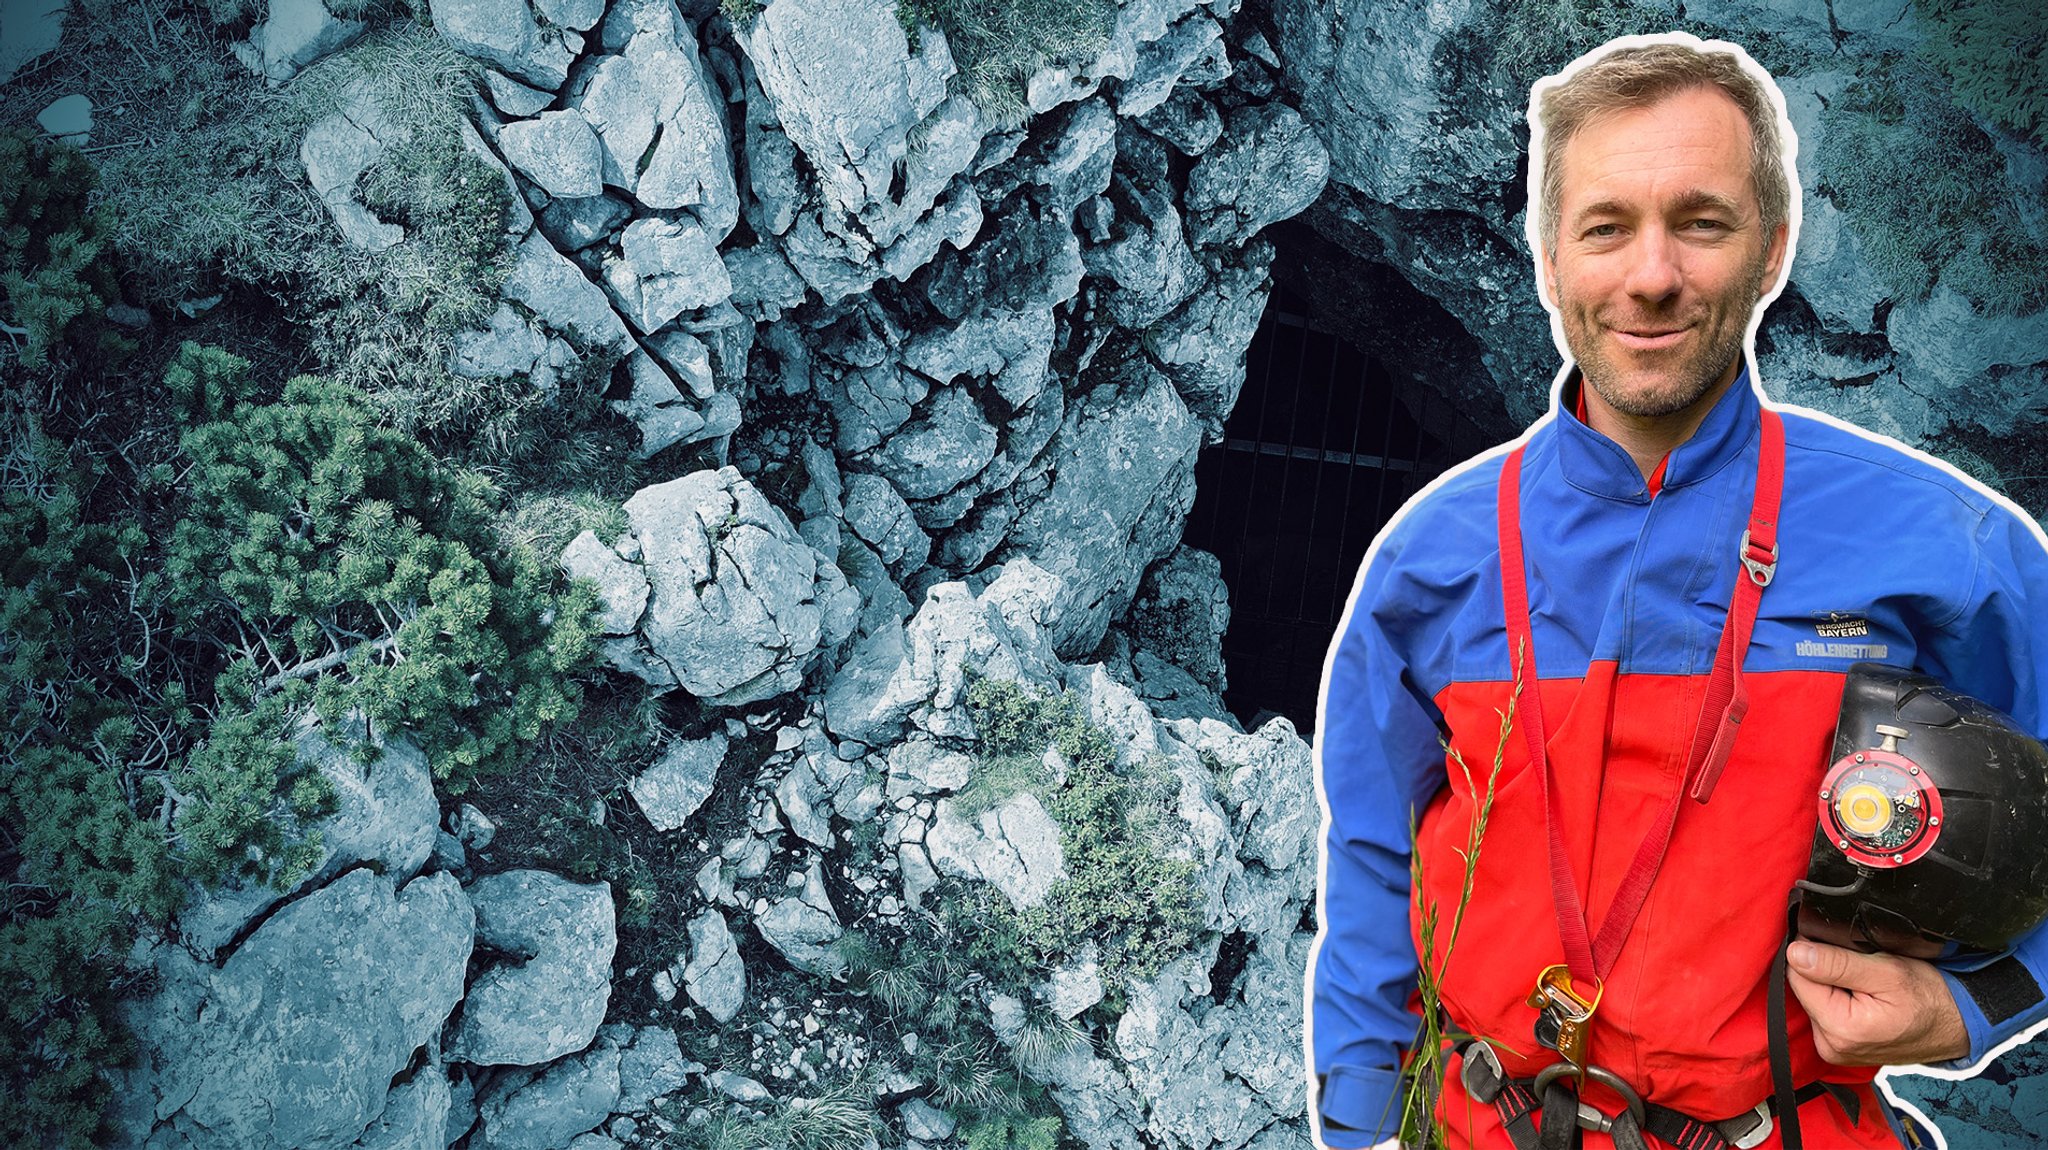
top-left (107, 0), bottom-right (1328, 1145)
top-left (92, 0), bottom-right (2046, 1145)
top-left (1272, 0), bottom-right (2048, 509)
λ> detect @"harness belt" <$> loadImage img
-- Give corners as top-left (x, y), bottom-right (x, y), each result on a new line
top-left (1457, 1040), bottom-right (1861, 1150)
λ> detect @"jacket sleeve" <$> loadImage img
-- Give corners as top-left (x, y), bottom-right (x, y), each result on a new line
top-left (1312, 520), bottom-right (1453, 1146)
top-left (1919, 498), bottom-right (2048, 1068)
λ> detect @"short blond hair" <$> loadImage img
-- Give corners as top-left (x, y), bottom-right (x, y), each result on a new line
top-left (1536, 41), bottom-right (1790, 254)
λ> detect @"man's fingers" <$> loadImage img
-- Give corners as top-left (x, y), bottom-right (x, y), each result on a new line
top-left (1787, 940), bottom-right (1896, 993)
top-left (1784, 965), bottom-right (1842, 1020)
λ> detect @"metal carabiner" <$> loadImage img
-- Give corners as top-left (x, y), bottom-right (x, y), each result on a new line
top-left (1531, 1061), bottom-right (1648, 1134)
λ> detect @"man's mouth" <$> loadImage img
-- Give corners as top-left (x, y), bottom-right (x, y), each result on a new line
top-left (1609, 324), bottom-right (1693, 351)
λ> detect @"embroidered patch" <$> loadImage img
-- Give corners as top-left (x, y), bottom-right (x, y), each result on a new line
top-left (1813, 612), bottom-right (1871, 639)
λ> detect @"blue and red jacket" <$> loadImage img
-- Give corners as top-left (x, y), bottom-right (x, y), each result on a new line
top-left (1310, 367), bottom-right (2048, 1148)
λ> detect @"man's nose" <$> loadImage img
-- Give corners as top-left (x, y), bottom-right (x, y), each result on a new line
top-left (1623, 229), bottom-right (1683, 304)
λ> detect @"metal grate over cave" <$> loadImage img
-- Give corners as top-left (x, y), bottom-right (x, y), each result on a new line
top-left (1183, 286), bottom-right (1490, 735)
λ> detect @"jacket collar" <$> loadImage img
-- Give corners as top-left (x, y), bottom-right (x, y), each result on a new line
top-left (1555, 363), bottom-right (1760, 502)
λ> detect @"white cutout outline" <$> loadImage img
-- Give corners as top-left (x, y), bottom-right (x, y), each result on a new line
top-left (1299, 28), bottom-right (2048, 1150)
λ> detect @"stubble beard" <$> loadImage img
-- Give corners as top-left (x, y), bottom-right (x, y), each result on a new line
top-left (1565, 247), bottom-right (1771, 420)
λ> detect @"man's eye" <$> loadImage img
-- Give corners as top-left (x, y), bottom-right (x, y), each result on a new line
top-left (1586, 224), bottom-right (1620, 238)
top-left (1685, 218), bottom-right (1729, 232)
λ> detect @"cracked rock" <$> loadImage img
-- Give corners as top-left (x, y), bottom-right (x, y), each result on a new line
top-left (925, 791), bottom-right (1068, 911)
top-left (300, 79), bottom-right (404, 252)
top-left (428, 0), bottom-right (577, 91)
top-left (499, 111), bottom-right (605, 199)
top-left (562, 529), bottom-right (651, 635)
top-left (1186, 103), bottom-right (1329, 248)
top-left (473, 1033), bottom-right (622, 1150)
top-left (628, 731), bottom-right (728, 831)
top-left (603, 217), bottom-right (733, 333)
top-left (176, 717), bottom-right (439, 962)
top-left (450, 302), bottom-right (548, 380)
top-left (118, 870), bottom-right (472, 1150)
top-left (611, 351), bottom-right (708, 457)
top-left (608, 468), bottom-right (858, 706)
top-left (575, 24), bottom-right (738, 228)
top-left (754, 857), bottom-right (843, 974)
top-left (503, 230), bottom-right (631, 349)
top-left (682, 908), bottom-right (747, 1023)
top-left (449, 870), bottom-right (615, 1067)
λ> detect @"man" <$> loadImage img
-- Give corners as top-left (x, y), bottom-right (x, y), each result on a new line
top-left (1308, 34), bottom-right (2048, 1150)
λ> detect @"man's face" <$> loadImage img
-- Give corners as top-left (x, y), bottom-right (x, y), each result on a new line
top-left (1543, 85), bottom-right (1788, 419)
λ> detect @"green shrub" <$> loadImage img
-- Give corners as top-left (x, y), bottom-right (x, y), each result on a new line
top-left (0, 132), bottom-right (118, 367)
top-left (164, 338), bottom-right (259, 424)
top-left (0, 401), bottom-right (167, 1147)
top-left (0, 335), bottom-right (606, 1143)
top-left (1915, 0), bottom-right (2048, 148)
top-left (962, 1109), bottom-right (1063, 1150)
top-left (954, 678), bottom-right (1204, 988)
top-left (1818, 67), bottom-right (2048, 313)
top-left (165, 346), bottom-right (599, 795)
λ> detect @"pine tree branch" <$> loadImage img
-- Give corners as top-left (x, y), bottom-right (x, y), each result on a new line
top-left (259, 634), bottom-right (401, 692)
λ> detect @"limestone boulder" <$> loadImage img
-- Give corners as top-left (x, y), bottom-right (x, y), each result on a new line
top-left (1185, 103), bottom-right (1329, 249)
top-left (350, 1072), bottom-right (453, 1150)
top-left (823, 559), bottom-right (1065, 746)
top-left (119, 871), bottom-right (473, 1150)
top-left (245, 0), bottom-right (365, 83)
top-left (498, 111), bottom-right (605, 199)
top-left (608, 468), bottom-right (858, 706)
top-left (993, 359), bottom-right (1203, 659)
top-left (1126, 546), bottom-right (1230, 691)
top-left (448, 871), bottom-right (616, 1067)
top-left (628, 732), bottom-right (728, 831)
top-left (682, 907), bottom-right (747, 1022)
top-left (753, 856), bottom-right (842, 974)
top-left (502, 230), bottom-right (632, 350)
top-left (575, 24), bottom-right (738, 229)
top-left (449, 302), bottom-right (548, 380)
top-left (300, 81), bottom-right (404, 252)
top-left (175, 717), bottom-right (439, 962)
top-left (924, 791), bottom-right (1068, 911)
top-left (428, 0), bottom-right (577, 91)
top-left (472, 1035), bottom-right (622, 1150)
top-left (737, 0), bottom-right (950, 221)
top-left (602, 217), bottom-right (733, 333)
top-left (561, 529), bottom-right (651, 636)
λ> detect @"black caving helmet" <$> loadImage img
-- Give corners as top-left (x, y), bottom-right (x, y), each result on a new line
top-left (1797, 662), bottom-right (2048, 958)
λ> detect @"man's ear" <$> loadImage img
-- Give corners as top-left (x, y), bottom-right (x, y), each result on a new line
top-left (1540, 245), bottom-right (1559, 309)
top-left (1762, 221), bottom-right (1789, 289)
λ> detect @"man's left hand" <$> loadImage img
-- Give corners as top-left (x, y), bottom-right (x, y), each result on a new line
top-left (1785, 940), bottom-right (1970, 1065)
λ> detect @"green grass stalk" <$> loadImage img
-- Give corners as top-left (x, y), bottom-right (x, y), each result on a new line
top-left (1397, 650), bottom-right (1523, 1148)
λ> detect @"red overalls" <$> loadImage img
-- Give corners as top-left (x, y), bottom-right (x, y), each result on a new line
top-left (1410, 412), bottom-right (1903, 1149)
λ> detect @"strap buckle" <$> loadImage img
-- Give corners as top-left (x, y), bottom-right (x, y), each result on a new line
top-left (1740, 528), bottom-right (1778, 587)
top-left (1720, 1099), bottom-right (1774, 1149)
top-left (1459, 1039), bottom-right (1507, 1103)
top-left (1532, 1061), bottom-right (1647, 1134)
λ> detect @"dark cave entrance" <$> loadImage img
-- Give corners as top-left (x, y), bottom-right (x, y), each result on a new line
top-left (1183, 282), bottom-right (1492, 735)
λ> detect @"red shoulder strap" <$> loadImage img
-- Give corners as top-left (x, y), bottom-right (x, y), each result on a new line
top-left (1496, 408), bottom-right (1785, 981)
